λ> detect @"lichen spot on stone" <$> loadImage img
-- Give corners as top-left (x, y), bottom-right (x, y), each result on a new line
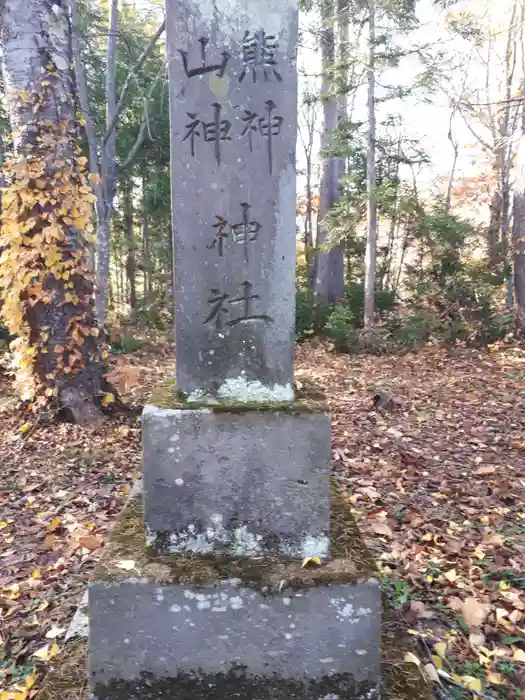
top-left (229, 596), bottom-right (243, 610)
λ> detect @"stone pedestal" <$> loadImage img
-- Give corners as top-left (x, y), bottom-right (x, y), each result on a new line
top-left (88, 485), bottom-right (381, 700)
top-left (143, 399), bottom-right (331, 558)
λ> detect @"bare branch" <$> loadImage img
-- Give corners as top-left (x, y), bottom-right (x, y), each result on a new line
top-left (119, 68), bottom-right (166, 171)
top-left (103, 19), bottom-right (166, 145)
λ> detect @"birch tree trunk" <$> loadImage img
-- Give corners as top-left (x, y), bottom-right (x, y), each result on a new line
top-left (315, 0), bottom-right (345, 305)
top-left (363, 0), bottom-right (377, 329)
top-left (0, 0), bottom-right (105, 422)
top-left (95, 0), bottom-right (119, 324)
top-left (513, 102), bottom-right (525, 331)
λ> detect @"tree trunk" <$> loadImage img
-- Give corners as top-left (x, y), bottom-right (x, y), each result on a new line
top-left (364, 0), bottom-right (377, 329)
top-left (123, 181), bottom-right (137, 320)
top-left (0, 0), bottom-right (105, 422)
top-left (142, 174), bottom-right (153, 305)
top-left (304, 155), bottom-right (314, 287)
top-left (95, 0), bottom-right (119, 325)
top-left (513, 123), bottom-right (525, 331)
top-left (315, 0), bottom-right (345, 305)
top-left (487, 183), bottom-right (502, 269)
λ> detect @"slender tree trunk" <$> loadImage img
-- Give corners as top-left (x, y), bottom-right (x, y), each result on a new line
top-left (315, 0), bottom-right (345, 305)
top-left (513, 105), bottom-right (525, 330)
top-left (445, 107), bottom-right (459, 214)
top-left (123, 181), bottom-right (137, 320)
top-left (487, 181), bottom-right (502, 269)
top-left (95, 0), bottom-right (119, 325)
top-left (364, 0), bottom-right (377, 329)
top-left (142, 178), bottom-right (153, 305)
top-left (304, 156), bottom-right (314, 285)
top-left (0, 0), bottom-right (105, 421)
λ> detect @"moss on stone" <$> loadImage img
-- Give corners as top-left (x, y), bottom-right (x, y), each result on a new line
top-left (148, 377), bottom-right (328, 414)
top-left (94, 480), bottom-right (375, 590)
top-left (93, 670), bottom-right (379, 700)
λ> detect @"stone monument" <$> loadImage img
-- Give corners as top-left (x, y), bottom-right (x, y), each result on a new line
top-left (87, 1), bottom-right (381, 697)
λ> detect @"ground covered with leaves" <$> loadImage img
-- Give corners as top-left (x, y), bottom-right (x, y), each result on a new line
top-left (0, 341), bottom-right (524, 699)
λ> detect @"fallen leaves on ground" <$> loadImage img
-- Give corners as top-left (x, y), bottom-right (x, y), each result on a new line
top-left (2, 340), bottom-right (525, 697)
top-left (296, 341), bottom-right (525, 698)
top-left (0, 346), bottom-right (173, 696)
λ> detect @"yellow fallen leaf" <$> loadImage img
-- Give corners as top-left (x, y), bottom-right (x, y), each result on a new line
top-left (101, 392), bottom-right (115, 408)
top-left (512, 647), bottom-right (525, 662)
top-left (31, 568), bottom-right (41, 579)
top-left (496, 607), bottom-right (510, 623)
top-left (434, 642), bottom-right (448, 659)
top-left (432, 654), bottom-right (443, 670)
top-left (1, 691), bottom-right (28, 700)
top-left (301, 556), bottom-right (321, 569)
top-left (403, 652), bottom-right (421, 666)
top-left (444, 569), bottom-right (457, 583)
top-left (499, 580), bottom-right (511, 591)
top-left (483, 532), bottom-right (504, 547)
top-left (33, 644), bottom-right (51, 660)
top-left (486, 671), bottom-right (506, 685)
top-left (19, 422), bottom-right (31, 433)
top-left (47, 517), bottom-right (62, 532)
top-left (24, 671), bottom-right (36, 690)
top-left (472, 547), bottom-right (485, 560)
top-left (421, 533), bottom-right (433, 542)
top-left (424, 663), bottom-right (439, 682)
top-left (478, 652), bottom-right (491, 666)
top-left (32, 642), bottom-right (59, 661)
top-left (459, 675), bottom-right (482, 692)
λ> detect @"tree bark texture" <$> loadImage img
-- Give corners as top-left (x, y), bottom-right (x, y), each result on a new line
top-left (513, 129), bottom-right (525, 331)
top-left (315, 0), bottom-right (345, 305)
top-left (0, 0), bottom-right (105, 422)
top-left (123, 181), bottom-right (137, 319)
top-left (95, 0), bottom-right (119, 324)
top-left (364, 0), bottom-right (377, 329)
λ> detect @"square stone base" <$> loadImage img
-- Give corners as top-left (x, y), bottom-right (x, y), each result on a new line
top-left (88, 578), bottom-right (381, 700)
top-left (143, 402), bottom-right (332, 559)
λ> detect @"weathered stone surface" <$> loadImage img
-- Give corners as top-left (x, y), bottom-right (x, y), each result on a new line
top-left (143, 404), bottom-right (331, 558)
top-left (88, 579), bottom-right (381, 700)
top-left (166, 0), bottom-right (299, 403)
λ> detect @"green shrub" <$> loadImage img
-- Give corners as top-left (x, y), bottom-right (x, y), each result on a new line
top-left (109, 333), bottom-right (141, 354)
top-left (295, 290), bottom-right (332, 341)
top-left (342, 283), bottom-right (397, 327)
top-left (325, 304), bottom-right (358, 350)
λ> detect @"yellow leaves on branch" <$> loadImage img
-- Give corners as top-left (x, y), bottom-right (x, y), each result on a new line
top-left (0, 112), bottom-right (100, 402)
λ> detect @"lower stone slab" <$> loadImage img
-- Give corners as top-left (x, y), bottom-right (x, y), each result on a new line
top-left (88, 579), bottom-right (381, 700)
top-left (143, 405), bottom-right (332, 559)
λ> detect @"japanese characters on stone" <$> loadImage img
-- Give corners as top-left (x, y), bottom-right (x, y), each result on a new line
top-left (177, 28), bottom-right (285, 338)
